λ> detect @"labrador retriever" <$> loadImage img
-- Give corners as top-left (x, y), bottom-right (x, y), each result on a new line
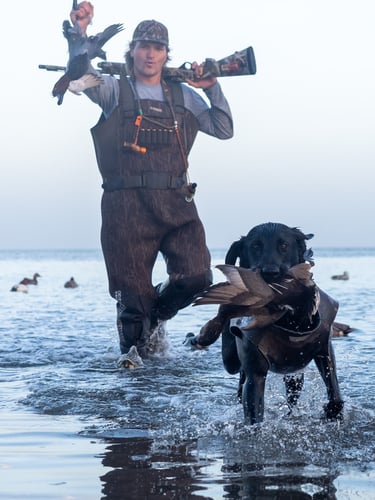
top-left (193, 222), bottom-right (344, 425)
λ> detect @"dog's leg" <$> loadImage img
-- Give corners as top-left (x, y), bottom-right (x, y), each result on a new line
top-left (314, 342), bottom-right (344, 421)
top-left (284, 373), bottom-right (304, 411)
top-left (242, 371), bottom-right (267, 424)
top-left (237, 370), bottom-right (245, 402)
top-left (221, 322), bottom-right (241, 374)
top-left (232, 327), bottom-right (269, 424)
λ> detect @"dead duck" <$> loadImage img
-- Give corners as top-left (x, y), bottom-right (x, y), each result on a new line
top-left (191, 263), bottom-right (319, 347)
top-left (53, 17), bottom-right (123, 105)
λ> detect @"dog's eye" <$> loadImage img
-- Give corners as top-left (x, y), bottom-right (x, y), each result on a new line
top-left (251, 242), bottom-right (262, 252)
top-left (279, 241), bottom-right (288, 252)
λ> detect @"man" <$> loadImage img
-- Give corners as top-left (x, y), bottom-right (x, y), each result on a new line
top-left (69, 2), bottom-right (233, 366)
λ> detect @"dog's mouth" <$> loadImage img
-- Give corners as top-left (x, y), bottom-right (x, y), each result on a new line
top-left (259, 268), bottom-right (289, 284)
top-left (256, 264), bottom-right (294, 283)
top-left (261, 271), bottom-right (283, 283)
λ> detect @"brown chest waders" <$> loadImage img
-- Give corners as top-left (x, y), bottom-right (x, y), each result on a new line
top-left (91, 74), bottom-right (212, 355)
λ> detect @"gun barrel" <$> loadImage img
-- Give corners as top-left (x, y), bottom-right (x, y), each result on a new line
top-left (39, 64), bottom-right (67, 72)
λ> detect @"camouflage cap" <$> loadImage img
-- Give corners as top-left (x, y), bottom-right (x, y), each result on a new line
top-left (132, 20), bottom-right (169, 47)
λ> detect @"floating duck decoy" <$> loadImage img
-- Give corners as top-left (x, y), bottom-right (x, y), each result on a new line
top-left (64, 277), bottom-right (79, 288)
top-left (117, 346), bottom-right (144, 369)
top-left (19, 273), bottom-right (41, 285)
top-left (10, 283), bottom-right (28, 293)
top-left (332, 321), bottom-right (354, 337)
top-left (331, 271), bottom-right (349, 280)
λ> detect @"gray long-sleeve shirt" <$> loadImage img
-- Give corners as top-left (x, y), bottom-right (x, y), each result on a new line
top-left (84, 71), bottom-right (234, 140)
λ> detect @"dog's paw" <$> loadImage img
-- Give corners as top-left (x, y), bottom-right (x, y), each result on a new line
top-left (322, 400), bottom-right (344, 422)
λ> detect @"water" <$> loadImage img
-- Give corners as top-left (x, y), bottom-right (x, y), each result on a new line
top-left (0, 248), bottom-right (374, 499)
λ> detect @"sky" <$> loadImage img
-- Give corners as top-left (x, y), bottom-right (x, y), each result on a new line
top-left (1, 0), bottom-right (374, 250)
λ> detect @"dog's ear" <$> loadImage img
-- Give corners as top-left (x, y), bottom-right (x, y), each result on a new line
top-left (303, 247), bottom-right (315, 265)
top-left (293, 228), bottom-right (314, 264)
top-left (302, 232), bottom-right (314, 265)
top-left (225, 239), bottom-right (244, 265)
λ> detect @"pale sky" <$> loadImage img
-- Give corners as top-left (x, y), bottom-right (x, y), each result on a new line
top-left (1, 0), bottom-right (374, 249)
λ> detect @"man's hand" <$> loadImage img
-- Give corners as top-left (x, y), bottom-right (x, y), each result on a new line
top-left (70, 1), bottom-right (94, 35)
top-left (186, 61), bottom-right (217, 90)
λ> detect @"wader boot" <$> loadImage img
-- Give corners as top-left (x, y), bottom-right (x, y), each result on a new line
top-left (116, 302), bottom-right (152, 368)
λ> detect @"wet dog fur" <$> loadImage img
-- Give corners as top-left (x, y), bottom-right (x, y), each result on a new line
top-left (221, 222), bottom-right (344, 424)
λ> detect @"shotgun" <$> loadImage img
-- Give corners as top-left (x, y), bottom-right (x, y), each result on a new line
top-left (39, 46), bottom-right (256, 83)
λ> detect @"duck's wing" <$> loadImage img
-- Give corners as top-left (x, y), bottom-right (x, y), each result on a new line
top-left (285, 263), bottom-right (314, 284)
top-left (193, 265), bottom-right (275, 307)
top-left (217, 265), bottom-right (275, 302)
top-left (87, 23), bottom-right (124, 60)
top-left (193, 282), bottom-right (265, 306)
top-left (95, 23), bottom-right (124, 48)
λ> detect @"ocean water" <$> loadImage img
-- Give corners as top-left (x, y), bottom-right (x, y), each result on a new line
top-left (0, 248), bottom-right (374, 499)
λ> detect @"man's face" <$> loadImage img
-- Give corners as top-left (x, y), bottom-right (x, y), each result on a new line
top-left (131, 41), bottom-right (168, 80)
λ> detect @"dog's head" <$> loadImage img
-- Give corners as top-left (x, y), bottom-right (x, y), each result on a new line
top-left (225, 222), bottom-right (314, 283)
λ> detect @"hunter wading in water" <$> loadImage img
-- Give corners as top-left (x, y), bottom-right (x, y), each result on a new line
top-left (68, 2), bottom-right (233, 366)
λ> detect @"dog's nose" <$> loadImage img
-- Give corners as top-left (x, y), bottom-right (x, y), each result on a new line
top-left (260, 265), bottom-right (281, 282)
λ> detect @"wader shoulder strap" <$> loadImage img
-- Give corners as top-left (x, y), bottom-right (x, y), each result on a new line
top-left (118, 72), bottom-right (185, 115)
top-left (119, 72), bottom-right (138, 116)
top-left (166, 81), bottom-right (184, 114)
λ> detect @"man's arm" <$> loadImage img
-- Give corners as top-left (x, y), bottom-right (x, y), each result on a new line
top-left (184, 61), bottom-right (233, 139)
top-left (201, 82), bottom-right (234, 139)
top-left (182, 82), bottom-right (233, 139)
top-left (68, 2), bottom-right (119, 117)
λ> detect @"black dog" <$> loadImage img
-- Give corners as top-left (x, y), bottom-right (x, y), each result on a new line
top-left (192, 222), bottom-right (344, 425)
